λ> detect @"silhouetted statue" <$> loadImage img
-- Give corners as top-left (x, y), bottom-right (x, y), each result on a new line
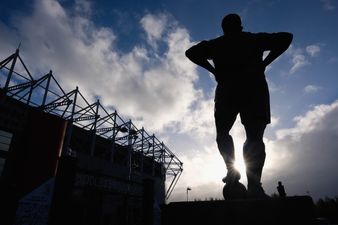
top-left (185, 13), bottom-right (292, 199)
top-left (277, 181), bottom-right (287, 197)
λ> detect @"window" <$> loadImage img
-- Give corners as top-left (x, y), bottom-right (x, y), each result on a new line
top-left (0, 129), bottom-right (12, 175)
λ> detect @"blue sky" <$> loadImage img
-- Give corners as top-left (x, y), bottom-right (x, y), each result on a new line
top-left (1, 0), bottom-right (338, 201)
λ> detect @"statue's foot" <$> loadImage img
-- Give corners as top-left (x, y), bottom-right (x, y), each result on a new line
top-left (247, 184), bottom-right (270, 199)
top-left (222, 168), bottom-right (241, 184)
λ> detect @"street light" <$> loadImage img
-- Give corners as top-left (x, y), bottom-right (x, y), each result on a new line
top-left (186, 187), bottom-right (191, 202)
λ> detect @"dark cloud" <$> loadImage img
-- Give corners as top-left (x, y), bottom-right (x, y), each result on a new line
top-left (264, 100), bottom-right (338, 199)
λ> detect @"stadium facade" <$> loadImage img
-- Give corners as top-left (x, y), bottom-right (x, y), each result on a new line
top-left (0, 48), bottom-right (183, 225)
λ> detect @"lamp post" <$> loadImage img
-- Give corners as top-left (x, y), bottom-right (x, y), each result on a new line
top-left (186, 187), bottom-right (191, 202)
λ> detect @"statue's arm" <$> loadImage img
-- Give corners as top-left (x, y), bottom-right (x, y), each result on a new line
top-left (185, 41), bottom-right (216, 76)
top-left (262, 32), bottom-right (293, 67)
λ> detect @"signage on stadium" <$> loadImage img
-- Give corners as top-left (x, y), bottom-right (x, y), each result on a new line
top-left (74, 172), bottom-right (143, 195)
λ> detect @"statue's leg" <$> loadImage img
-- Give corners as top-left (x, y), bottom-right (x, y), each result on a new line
top-left (214, 103), bottom-right (239, 183)
top-left (243, 122), bottom-right (269, 198)
top-left (216, 133), bottom-right (234, 169)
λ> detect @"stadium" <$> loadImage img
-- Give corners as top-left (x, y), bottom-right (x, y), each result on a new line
top-left (0, 48), bottom-right (183, 225)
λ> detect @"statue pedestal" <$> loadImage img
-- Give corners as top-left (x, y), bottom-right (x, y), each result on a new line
top-left (162, 196), bottom-right (315, 225)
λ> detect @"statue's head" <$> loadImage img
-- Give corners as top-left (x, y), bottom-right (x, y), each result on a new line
top-left (222, 13), bottom-right (243, 34)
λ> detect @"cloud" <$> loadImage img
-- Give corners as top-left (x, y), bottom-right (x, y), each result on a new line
top-left (290, 54), bottom-right (310, 74)
top-left (270, 115), bottom-right (280, 127)
top-left (287, 45), bottom-right (310, 74)
top-left (177, 93), bottom-right (215, 138)
top-left (306, 45), bottom-right (320, 57)
top-left (287, 44), bottom-right (321, 74)
top-left (321, 0), bottom-right (335, 11)
top-left (171, 182), bottom-right (223, 202)
top-left (268, 100), bottom-right (338, 199)
top-left (0, 0), bottom-right (203, 133)
top-left (266, 79), bottom-right (283, 93)
top-left (328, 56), bottom-right (338, 63)
top-left (74, 0), bottom-right (92, 16)
top-left (140, 13), bottom-right (168, 49)
top-left (304, 84), bottom-right (321, 94)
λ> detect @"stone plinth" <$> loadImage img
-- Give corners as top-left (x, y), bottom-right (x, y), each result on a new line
top-left (162, 196), bottom-right (316, 225)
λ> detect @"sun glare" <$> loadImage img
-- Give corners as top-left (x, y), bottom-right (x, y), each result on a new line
top-left (234, 140), bottom-right (247, 184)
top-left (234, 155), bottom-right (247, 183)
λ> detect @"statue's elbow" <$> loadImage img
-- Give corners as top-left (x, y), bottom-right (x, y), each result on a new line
top-left (286, 32), bottom-right (293, 45)
top-left (279, 32), bottom-right (293, 50)
top-left (185, 48), bottom-right (193, 59)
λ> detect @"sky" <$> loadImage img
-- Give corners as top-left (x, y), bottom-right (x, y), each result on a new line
top-left (1, 0), bottom-right (338, 202)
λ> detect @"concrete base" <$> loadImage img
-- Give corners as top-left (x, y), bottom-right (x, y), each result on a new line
top-left (162, 196), bottom-right (316, 225)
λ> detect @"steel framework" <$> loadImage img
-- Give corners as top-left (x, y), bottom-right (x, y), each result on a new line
top-left (0, 48), bottom-right (183, 200)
